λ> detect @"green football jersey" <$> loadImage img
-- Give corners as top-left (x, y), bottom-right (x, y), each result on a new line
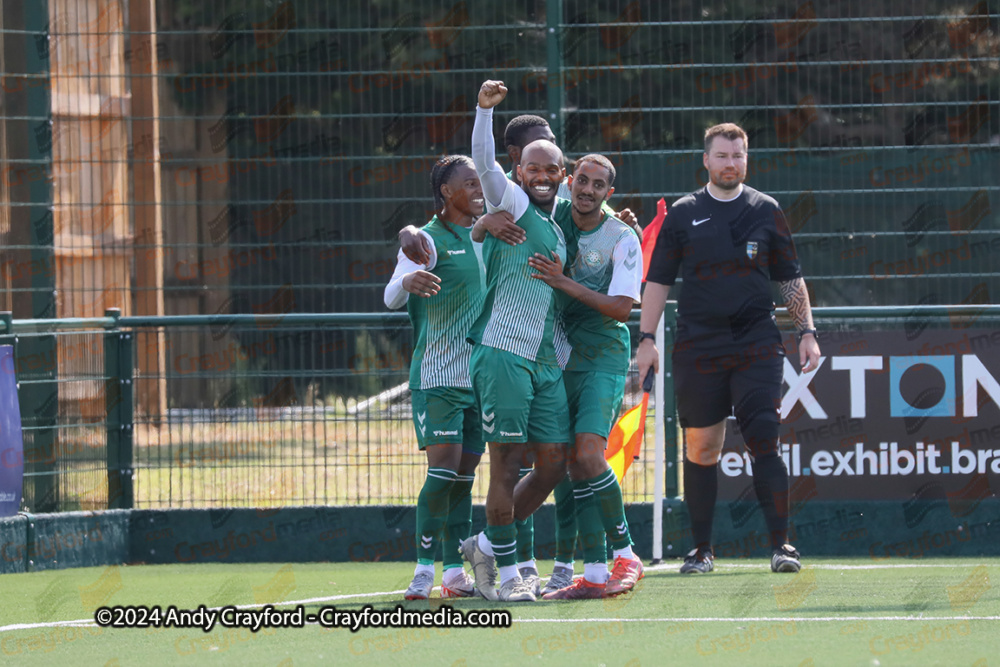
top-left (553, 200), bottom-right (641, 374)
top-left (407, 217), bottom-right (485, 389)
top-left (467, 199), bottom-right (567, 365)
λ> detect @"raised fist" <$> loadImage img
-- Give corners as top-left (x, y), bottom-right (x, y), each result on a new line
top-left (478, 80), bottom-right (508, 109)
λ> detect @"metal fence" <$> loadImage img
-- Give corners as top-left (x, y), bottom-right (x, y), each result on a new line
top-left (2, 311), bottom-right (667, 511)
top-left (6, 305), bottom-right (999, 513)
top-left (1, 2), bottom-right (998, 510)
top-left (1, 1), bottom-right (997, 322)
top-left (1, 2), bottom-right (998, 407)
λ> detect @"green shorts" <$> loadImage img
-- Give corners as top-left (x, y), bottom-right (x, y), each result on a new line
top-left (470, 344), bottom-right (569, 444)
top-left (410, 386), bottom-right (485, 454)
top-left (564, 370), bottom-right (626, 440)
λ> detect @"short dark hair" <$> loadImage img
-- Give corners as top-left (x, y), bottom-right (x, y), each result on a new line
top-left (574, 154), bottom-right (616, 187)
top-left (704, 123), bottom-right (749, 153)
top-left (504, 115), bottom-right (551, 151)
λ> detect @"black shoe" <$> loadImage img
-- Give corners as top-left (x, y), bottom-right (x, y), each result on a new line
top-left (679, 548), bottom-right (714, 574)
top-left (771, 544), bottom-right (802, 573)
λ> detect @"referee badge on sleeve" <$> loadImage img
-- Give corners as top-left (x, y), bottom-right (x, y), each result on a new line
top-left (746, 241), bottom-right (759, 260)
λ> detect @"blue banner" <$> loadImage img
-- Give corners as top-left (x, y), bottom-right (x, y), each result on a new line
top-left (0, 346), bottom-right (24, 516)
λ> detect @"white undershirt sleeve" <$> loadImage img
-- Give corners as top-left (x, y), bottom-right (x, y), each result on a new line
top-left (383, 230), bottom-right (437, 309)
top-left (471, 106), bottom-right (529, 219)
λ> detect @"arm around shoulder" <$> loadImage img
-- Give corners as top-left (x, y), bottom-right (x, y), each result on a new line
top-left (385, 236), bottom-right (438, 308)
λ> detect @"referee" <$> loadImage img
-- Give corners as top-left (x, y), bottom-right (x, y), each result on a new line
top-left (636, 123), bottom-right (821, 574)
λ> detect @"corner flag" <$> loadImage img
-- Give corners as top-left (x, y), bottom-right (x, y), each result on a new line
top-left (606, 371), bottom-right (654, 483)
top-left (641, 197), bottom-right (666, 282)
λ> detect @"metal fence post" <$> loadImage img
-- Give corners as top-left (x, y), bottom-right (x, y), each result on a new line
top-left (662, 301), bottom-right (678, 497)
top-left (545, 0), bottom-right (564, 145)
top-left (104, 308), bottom-right (134, 509)
top-left (8, 0), bottom-right (58, 513)
top-left (23, 0), bottom-right (54, 321)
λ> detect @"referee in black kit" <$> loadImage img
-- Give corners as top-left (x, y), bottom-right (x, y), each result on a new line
top-left (636, 123), bottom-right (821, 574)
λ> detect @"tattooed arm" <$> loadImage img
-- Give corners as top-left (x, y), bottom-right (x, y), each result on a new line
top-left (778, 277), bottom-right (814, 330)
top-left (778, 277), bottom-right (820, 373)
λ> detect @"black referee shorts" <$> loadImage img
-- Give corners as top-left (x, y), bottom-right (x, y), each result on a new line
top-left (673, 339), bottom-right (784, 429)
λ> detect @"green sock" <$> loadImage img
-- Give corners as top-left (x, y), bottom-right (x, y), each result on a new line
top-left (443, 473), bottom-right (474, 570)
top-left (515, 517), bottom-right (534, 562)
top-left (587, 467), bottom-right (633, 551)
top-left (415, 467), bottom-right (457, 564)
top-left (487, 522), bottom-right (518, 568)
top-left (515, 467), bottom-right (535, 562)
top-left (573, 480), bottom-right (606, 564)
top-left (554, 475), bottom-right (578, 563)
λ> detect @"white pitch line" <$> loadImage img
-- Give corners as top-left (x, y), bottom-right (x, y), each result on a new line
top-left (235, 589), bottom-right (409, 607)
top-left (707, 562), bottom-right (995, 570)
top-left (0, 590), bottom-right (411, 635)
top-left (0, 619), bottom-right (98, 633)
top-left (643, 562), bottom-right (996, 573)
top-left (510, 615), bottom-right (1000, 623)
top-left (6, 613), bottom-right (999, 635)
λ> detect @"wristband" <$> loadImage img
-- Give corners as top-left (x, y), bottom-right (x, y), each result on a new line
top-left (797, 328), bottom-right (818, 342)
top-left (638, 331), bottom-right (656, 343)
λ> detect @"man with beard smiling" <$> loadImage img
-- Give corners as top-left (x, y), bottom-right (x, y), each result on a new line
top-left (522, 154), bottom-right (645, 599)
top-left (459, 79), bottom-right (571, 602)
top-left (637, 123), bottom-right (821, 575)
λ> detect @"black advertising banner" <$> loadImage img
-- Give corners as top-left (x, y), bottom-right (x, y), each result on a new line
top-left (718, 328), bottom-right (1000, 502)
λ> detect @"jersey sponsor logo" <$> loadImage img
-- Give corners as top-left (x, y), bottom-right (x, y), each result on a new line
top-left (432, 429), bottom-right (459, 436)
top-left (693, 217), bottom-right (711, 226)
top-left (746, 241), bottom-right (759, 259)
top-left (584, 250), bottom-right (604, 267)
top-left (500, 430), bottom-right (523, 437)
top-left (447, 249), bottom-right (467, 255)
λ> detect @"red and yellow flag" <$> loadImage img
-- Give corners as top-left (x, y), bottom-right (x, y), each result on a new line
top-left (606, 373), bottom-right (653, 483)
top-left (641, 198), bottom-right (666, 282)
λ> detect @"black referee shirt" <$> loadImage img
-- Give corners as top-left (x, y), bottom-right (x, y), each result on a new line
top-left (647, 185), bottom-right (802, 350)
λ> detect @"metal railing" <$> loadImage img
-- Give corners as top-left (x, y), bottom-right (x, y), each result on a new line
top-left (7, 303), bottom-right (1000, 513)
top-left (1, 308), bottom-right (677, 511)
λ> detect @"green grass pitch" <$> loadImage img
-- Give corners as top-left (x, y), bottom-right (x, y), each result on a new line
top-left (1, 558), bottom-right (998, 666)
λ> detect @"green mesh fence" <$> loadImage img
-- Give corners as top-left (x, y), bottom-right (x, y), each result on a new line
top-left (1, 1), bottom-right (998, 509)
top-left (1, 315), bottom-right (658, 510)
top-left (3, 2), bottom-right (997, 317)
top-left (126, 317), bottom-right (655, 509)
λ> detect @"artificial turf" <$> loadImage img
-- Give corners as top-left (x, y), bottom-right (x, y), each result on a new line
top-left (1, 558), bottom-right (998, 666)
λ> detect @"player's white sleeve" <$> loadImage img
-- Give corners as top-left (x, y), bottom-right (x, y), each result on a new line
top-left (608, 231), bottom-right (643, 304)
top-left (383, 230), bottom-right (437, 309)
top-left (471, 106), bottom-right (528, 219)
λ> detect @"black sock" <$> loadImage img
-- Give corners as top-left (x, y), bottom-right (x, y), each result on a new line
top-left (684, 459), bottom-right (718, 553)
top-left (752, 453), bottom-right (789, 551)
